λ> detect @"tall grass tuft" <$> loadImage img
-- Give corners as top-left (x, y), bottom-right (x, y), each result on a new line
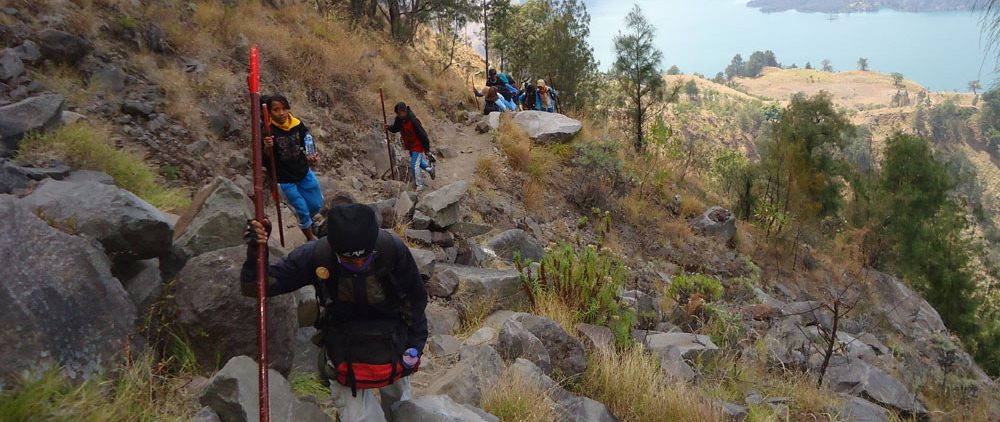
top-left (482, 367), bottom-right (556, 422)
top-left (17, 123), bottom-right (190, 211)
top-left (580, 347), bottom-right (719, 422)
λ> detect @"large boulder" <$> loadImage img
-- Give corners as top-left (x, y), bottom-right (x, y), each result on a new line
top-left (839, 397), bottom-right (889, 422)
top-left (438, 264), bottom-right (528, 311)
top-left (410, 248), bottom-right (437, 279)
top-left (358, 131), bottom-right (393, 177)
top-left (866, 270), bottom-right (946, 340)
top-left (415, 181), bottom-right (468, 228)
top-left (174, 246), bottom-right (297, 375)
top-left (509, 358), bottom-right (573, 401)
top-left (497, 317), bottom-right (552, 373)
top-left (689, 206), bottom-right (736, 244)
top-left (824, 357), bottom-right (927, 418)
top-left (21, 179), bottom-right (173, 261)
top-left (510, 313), bottom-right (587, 378)
top-left (426, 302), bottom-right (461, 336)
top-left (556, 397), bottom-right (619, 422)
top-left (643, 332), bottom-right (719, 361)
top-left (0, 195), bottom-right (136, 383)
top-left (199, 355), bottom-right (329, 422)
top-left (426, 344), bottom-right (505, 406)
top-left (391, 395), bottom-right (499, 422)
top-left (482, 229), bottom-right (544, 263)
top-left (38, 29), bottom-right (93, 65)
top-left (114, 258), bottom-right (163, 320)
top-left (511, 111), bottom-right (582, 144)
top-left (173, 177), bottom-right (253, 260)
top-left (0, 48), bottom-right (24, 82)
top-left (0, 93), bottom-right (65, 155)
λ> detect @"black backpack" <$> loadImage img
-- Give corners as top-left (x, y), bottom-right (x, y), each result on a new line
top-left (309, 231), bottom-right (417, 395)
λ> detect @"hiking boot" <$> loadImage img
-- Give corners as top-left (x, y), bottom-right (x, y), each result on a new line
top-left (427, 166), bottom-right (436, 180)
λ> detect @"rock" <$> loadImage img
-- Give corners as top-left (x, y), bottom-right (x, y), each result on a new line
top-left (487, 112), bottom-right (502, 130)
top-left (61, 111), bottom-right (87, 125)
top-left (511, 313), bottom-right (588, 378)
top-left (409, 247), bottom-right (436, 280)
top-left (439, 264), bottom-right (527, 311)
top-left (656, 348), bottom-right (697, 382)
top-left (416, 181), bottom-right (468, 228)
top-left (9, 162), bottom-right (71, 181)
top-left (620, 290), bottom-right (660, 326)
top-left (358, 132), bottom-right (392, 177)
top-left (509, 358), bottom-right (573, 401)
top-left (115, 258), bottom-right (162, 320)
top-left (497, 317), bottom-right (552, 373)
top-left (174, 177), bottom-right (253, 260)
top-left (426, 302), bottom-right (461, 335)
top-left (187, 140), bottom-right (210, 154)
top-left (575, 323), bottom-right (614, 352)
top-left (12, 40), bottom-right (41, 64)
top-left (455, 239), bottom-right (489, 267)
top-left (426, 344), bottom-right (505, 406)
top-left (714, 401), bottom-right (748, 421)
top-left (38, 29), bottom-right (93, 65)
top-left (405, 229), bottom-right (434, 246)
top-left (411, 209), bottom-right (431, 230)
top-left (175, 246), bottom-right (297, 375)
top-left (762, 317), bottom-right (813, 368)
top-left (482, 229), bottom-right (544, 263)
top-left (293, 285), bottom-right (318, 328)
top-left (839, 397), bottom-right (889, 422)
top-left (438, 146), bottom-right (459, 158)
top-left (64, 169), bottom-right (115, 185)
top-left (556, 396), bottom-right (619, 422)
top-left (465, 326), bottom-right (497, 347)
top-left (511, 111), bottom-right (583, 144)
top-left (0, 94), bottom-right (65, 155)
top-left (122, 100), bottom-right (155, 118)
top-left (475, 119), bottom-right (491, 134)
top-left (484, 310), bottom-right (518, 329)
top-left (22, 180), bottom-right (173, 261)
top-left (867, 270), bottom-right (946, 340)
top-left (824, 357), bottom-right (927, 418)
top-left (395, 190), bottom-right (415, 219)
top-left (689, 206), bottom-right (736, 244)
top-left (391, 395), bottom-right (499, 422)
top-left (448, 222), bottom-right (492, 238)
top-left (90, 66), bottom-right (129, 92)
top-left (192, 406), bottom-right (222, 422)
top-left (433, 231), bottom-right (456, 248)
top-left (199, 355), bottom-right (329, 422)
top-left (643, 332), bottom-right (719, 361)
top-left (0, 160), bottom-right (31, 194)
top-left (0, 195), bottom-right (136, 383)
top-left (0, 48), bottom-right (24, 82)
top-left (428, 264), bottom-right (462, 298)
top-left (667, 195), bottom-right (682, 216)
top-left (427, 334), bottom-right (462, 357)
top-left (744, 303), bottom-right (781, 321)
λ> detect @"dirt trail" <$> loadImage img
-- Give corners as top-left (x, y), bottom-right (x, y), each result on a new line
top-left (425, 120), bottom-right (495, 190)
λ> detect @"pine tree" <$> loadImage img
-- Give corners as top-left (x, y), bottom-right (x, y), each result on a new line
top-left (612, 4), bottom-right (666, 152)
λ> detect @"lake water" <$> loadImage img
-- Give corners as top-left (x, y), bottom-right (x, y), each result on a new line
top-left (585, 0), bottom-right (995, 91)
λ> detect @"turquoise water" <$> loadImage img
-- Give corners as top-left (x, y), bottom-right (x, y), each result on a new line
top-left (586, 0), bottom-right (994, 91)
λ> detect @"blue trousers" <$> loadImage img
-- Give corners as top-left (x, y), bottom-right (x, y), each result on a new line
top-left (280, 169), bottom-right (323, 229)
top-left (410, 151), bottom-right (431, 188)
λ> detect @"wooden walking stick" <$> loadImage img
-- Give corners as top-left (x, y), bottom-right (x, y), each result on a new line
top-left (261, 103), bottom-right (285, 247)
top-left (379, 88), bottom-right (399, 180)
top-left (247, 45), bottom-right (270, 422)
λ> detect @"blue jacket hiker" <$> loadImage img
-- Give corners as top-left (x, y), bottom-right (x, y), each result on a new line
top-left (263, 94), bottom-right (324, 241)
top-left (242, 203), bottom-right (428, 422)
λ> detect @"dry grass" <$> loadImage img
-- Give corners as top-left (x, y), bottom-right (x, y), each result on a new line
top-left (523, 180), bottom-right (544, 213)
top-left (476, 156), bottom-right (501, 181)
top-left (579, 347), bottom-right (719, 422)
top-left (482, 368), bottom-right (556, 422)
top-left (32, 65), bottom-right (94, 105)
top-left (533, 293), bottom-right (578, 336)
top-left (499, 118), bottom-right (533, 172)
top-left (455, 294), bottom-right (499, 340)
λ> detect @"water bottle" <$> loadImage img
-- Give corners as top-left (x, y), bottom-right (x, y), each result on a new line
top-left (402, 348), bottom-right (419, 369)
top-left (304, 133), bottom-right (316, 155)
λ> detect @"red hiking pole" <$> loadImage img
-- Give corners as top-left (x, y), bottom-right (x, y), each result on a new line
top-left (247, 45), bottom-right (270, 422)
top-left (261, 104), bottom-right (285, 247)
top-left (379, 88), bottom-right (399, 180)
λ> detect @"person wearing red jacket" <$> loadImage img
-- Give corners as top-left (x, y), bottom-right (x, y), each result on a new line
top-left (385, 102), bottom-right (436, 192)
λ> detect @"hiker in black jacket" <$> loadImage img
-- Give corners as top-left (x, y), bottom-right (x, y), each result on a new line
top-left (241, 203), bottom-right (428, 422)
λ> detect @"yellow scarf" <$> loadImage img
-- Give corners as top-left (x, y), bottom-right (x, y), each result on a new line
top-left (272, 114), bottom-right (301, 132)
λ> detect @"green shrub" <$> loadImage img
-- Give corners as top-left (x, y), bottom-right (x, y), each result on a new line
top-left (523, 242), bottom-right (634, 345)
top-left (669, 274), bottom-right (724, 304)
top-left (17, 123), bottom-right (190, 211)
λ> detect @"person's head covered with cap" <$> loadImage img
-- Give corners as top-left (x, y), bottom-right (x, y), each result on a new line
top-left (326, 203), bottom-right (379, 271)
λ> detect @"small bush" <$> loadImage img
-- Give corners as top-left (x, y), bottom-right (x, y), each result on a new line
top-left (580, 347), bottom-right (719, 421)
top-left (524, 243), bottom-right (634, 345)
top-left (669, 274), bottom-right (724, 305)
top-left (482, 367), bottom-right (555, 422)
top-left (476, 156), bottom-right (501, 181)
top-left (17, 123), bottom-right (190, 211)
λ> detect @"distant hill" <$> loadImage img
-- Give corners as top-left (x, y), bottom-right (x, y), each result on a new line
top-left (746, 0), bottom-right (980, 13)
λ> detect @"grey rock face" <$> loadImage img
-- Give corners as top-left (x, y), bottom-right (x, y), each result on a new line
top-left (825, 357), bottom-right (927, 418)
top-left (199, 355), bottom-right (329, 422)
top-left (482, 228), bottom-right (545, 262)
top-left (415, 181), bottom-right (468, 228)
top-left (391, 395), bottom-right (499, 422)
top-left (511, 313), bottom-right (588, 378)
top-left (497, 317), bottom-right (552, 373)
top-left (556, 396), bottom-right (619, 422)
top-left (0, 48), bottom-right (25, 82)
top-left (0, 195), bottom-right (136, 383)
top-left (173, 177), bottom-right (253, 260)
top-left (511, 111), bottom-right (583, 143)
top-left (0, 93), bottom-right (65, 155)
top-left (115, 258), bottom-right (162, 321)
top-left (689, 206), bottom-right (736, 244)
top-left (426, 344), bottom-right (505, 406)
top-left (174, 246), bottom-right (297, 375)
top-left (21, 179), bottom-right (173, 261)
top-left (839, 397), bottom-right (889, 422)
top-left (441, 264), bottom-right (527, 311)
top-left (38, 29), bottom-right (93, 65)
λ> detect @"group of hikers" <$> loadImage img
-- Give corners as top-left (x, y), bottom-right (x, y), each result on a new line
top-left (478, 67), bottom-right (560, 114)
top-left (251, 93), bottom-right (432, 421)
